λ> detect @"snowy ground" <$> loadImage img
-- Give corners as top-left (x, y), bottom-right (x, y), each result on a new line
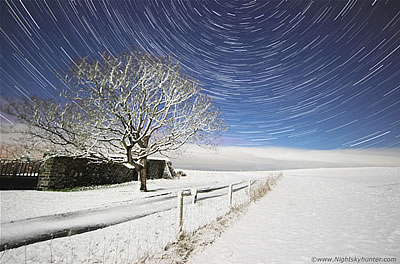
top-left (0, 170), bottom-right (271, 224)
top-left (189, 167), bottom-right (400, 263)
top-left (1, 167), bottom-right (399, 264)
top-left (0, 171), bottom-right (274, 264)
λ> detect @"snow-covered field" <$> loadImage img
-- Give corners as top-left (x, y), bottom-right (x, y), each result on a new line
top-left (1, 167), bottom-right (399, 264)
top-left (0, 170), bottom-right (275, 263)
top-left (0, 170), bottom-right (272, 224)
top-left (189, 167), bottom-right (400, 263)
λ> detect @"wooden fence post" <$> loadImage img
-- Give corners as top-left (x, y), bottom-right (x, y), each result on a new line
top-left (191, 189), bottom-right (197, 205)
top-left (177, 191), bottom-right (184, 237)
top-left (248, 180), bottom-right (252, 201)
top-left (228, 184), bottom-right (233, 209)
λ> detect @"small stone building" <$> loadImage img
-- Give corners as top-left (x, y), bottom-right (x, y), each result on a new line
top-left (146, 158), bottom-right (176, 180)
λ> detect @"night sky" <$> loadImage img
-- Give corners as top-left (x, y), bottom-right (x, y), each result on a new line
top-left (1, 0), bottom-right (400, 150)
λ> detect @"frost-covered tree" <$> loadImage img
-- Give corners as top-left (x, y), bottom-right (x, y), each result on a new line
top-left (4, 51), bottom-right (225, 191)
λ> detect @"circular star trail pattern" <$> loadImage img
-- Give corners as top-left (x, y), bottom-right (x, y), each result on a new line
top-left (1, 0), bottom-right (400, 149)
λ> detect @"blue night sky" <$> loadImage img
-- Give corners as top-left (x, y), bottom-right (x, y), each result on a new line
top-left (1, 0), bottom-right (400, 150)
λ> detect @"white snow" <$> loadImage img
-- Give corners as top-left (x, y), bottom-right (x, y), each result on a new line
top-left (0, 170), bottom-right (271, 223)
top-left (122, 162), bottom-right (136, 169)
top-left (189, 167), bottom-right (400, 263)
top-left (1, 167), bottom-right (399, 264)
top-left (0, 171), bottom-right (272, 263)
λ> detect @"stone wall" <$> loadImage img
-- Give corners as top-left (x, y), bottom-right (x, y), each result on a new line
top-left (37, 157), bottom-right (137, 190)
top-left (37, 157), bottom-right (177, 190)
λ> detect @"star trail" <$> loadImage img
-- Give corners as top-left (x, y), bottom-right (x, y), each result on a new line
top-left (1, 0), bottom-right (399, 150)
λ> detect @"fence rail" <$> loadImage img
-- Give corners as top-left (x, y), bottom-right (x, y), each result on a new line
top-left (0, 172), bottom-right (283, 264)
top-left (0, 160), bottom-right (41, 177)
top-left (0, 160), bottom-right (41, 190)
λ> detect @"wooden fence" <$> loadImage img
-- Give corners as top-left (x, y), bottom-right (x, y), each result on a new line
top-left (0, 160), bottom-right (41, 190)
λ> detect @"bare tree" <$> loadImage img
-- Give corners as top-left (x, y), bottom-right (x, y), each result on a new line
top-left (3, 51), bottom-right (226, 191)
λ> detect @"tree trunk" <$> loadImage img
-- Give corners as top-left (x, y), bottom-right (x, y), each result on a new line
top-left (126, 146), bottom-right (133, 164)
top-left (139, 157), bottom-right (147, 191)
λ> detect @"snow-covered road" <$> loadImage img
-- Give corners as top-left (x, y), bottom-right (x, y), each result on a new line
top-left (0, 171), bottom-right (264, 250)
top-left (1, 182), bottom-right (252, 250)
top-left (189, 167), bottom-right (400, 263)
